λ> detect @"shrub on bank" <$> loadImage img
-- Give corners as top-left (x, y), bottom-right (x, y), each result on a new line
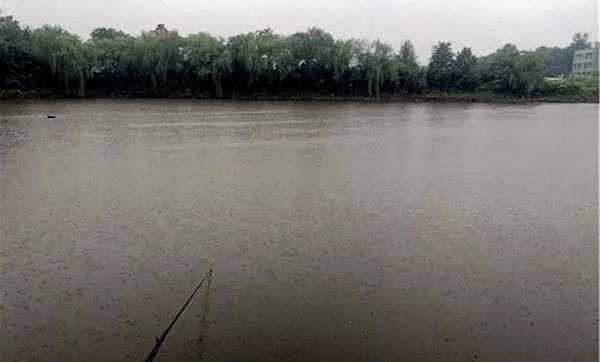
top-left (540, 77), bottom-right (598, 98)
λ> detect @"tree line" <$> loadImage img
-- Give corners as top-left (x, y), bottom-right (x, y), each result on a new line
top-left (0, 13), bottom-right (596, 99)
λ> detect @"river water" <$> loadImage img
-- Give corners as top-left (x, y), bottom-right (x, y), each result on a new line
top-left (1, 100), bottom-right (597, 361)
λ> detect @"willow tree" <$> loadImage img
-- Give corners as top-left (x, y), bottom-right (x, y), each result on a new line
top-left (331, 39), bottom-right (354, 93)
top-left (89, 34), bottom-right (137, 95)
top-left (227, 32), bottom-right (255, 90)
top-left (135, 25), bottom-right (183, 95)
top-left (510, 53), bottom-right (545, 96)
top-left (479, 44), bottom-right (545, 96)
top-left (211, 48), bottom-right (231, 98)
top-left (249, 29), bottom-right (290, 90)
top-left (31, 25), bottom-right (90, 96)
top-left (287, 27), bottom-right (337, 91)
top-left (359, 40), bottom-right (396, 99)
top-left (183, 33), bottom-right (230, 98)
top-left (227, 29), bottom-right (288, 92)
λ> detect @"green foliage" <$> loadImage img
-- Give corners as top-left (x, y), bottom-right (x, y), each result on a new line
top-left (397, 40), bottom-right (424, 93)
top-left (427, 42), bottom-right (455, 91)
top-left (540, 79), bottom-right (581, 96)
top-left (0, 13), bottom-right (593, 100)
top-left (183, 33), bottom-right (230, 97)
top-left (287, 27), bottom-right (337, 91)
top-left (90, 27), bottom-right (130, 42)
top-left (0, 14), bottom-right (29, 60)
top-left (511, 53), bottom-right (545, 96)
top-left (541, 77), bottom-right (599, 98)
top-left (135, 26), bottom-right (183, 93)
top-left (478, 44), bottom-right (544, 96)
top-left (453, 47), bottom-right (478, 91)
top-left (89, 36), bottom-right (137, 94)
top-left (360, 40), bottom-right (397, 98)
top-left (331, 39), bottom-right (354, 87)
top-left (31, 25), bottom-right (91, 96)
top-left (227, 28), bottom-right (288, 93)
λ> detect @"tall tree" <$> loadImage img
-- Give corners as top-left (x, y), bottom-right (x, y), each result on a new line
top-left (453, 47), bottom-right (478, 92)
top-left (331, 39), bottom-right (354, 94)
top-left (89, 36), bottom-right (137, 95)
top-left (366, 40), bottom-right (397, 99)
top-left (511, 53), bottom-right (545, 96)
top-left (31, 25), bottom-right (90, 96)
top-left (183, 33), bottom-right (230, 97)
top-left (397, 40), bottom-right (423, 93)
top-left (227, 29), bottom-right (288, 93)
top-left (427, 41), bottom-right (455, 91)
top-left (287, 27), bottom-right (337, 92)
top-left (135, 25), bottom-right (183, 95)
top-left (480, 44), bottom-right (544, 96)
top-left (0, 14), bottom-right (36, 90)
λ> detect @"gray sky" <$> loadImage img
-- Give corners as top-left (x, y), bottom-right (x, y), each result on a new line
top-left (1, 0), bottom-right (598, 61)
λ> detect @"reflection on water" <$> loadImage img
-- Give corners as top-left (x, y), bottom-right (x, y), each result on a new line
top-left (1, 100), bottom-right (597, 361)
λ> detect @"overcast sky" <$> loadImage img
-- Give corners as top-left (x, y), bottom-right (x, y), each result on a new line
top-left (1, 0), bottom-right (598, 61)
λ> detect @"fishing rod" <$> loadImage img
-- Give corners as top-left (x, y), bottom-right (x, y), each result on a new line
top-left (146, 268), bottom-right (213, 362)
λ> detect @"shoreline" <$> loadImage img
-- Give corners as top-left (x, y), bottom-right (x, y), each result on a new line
top-left (1, 90), bottom-right (598, 104)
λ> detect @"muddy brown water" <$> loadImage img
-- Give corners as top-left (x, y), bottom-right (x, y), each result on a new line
top-left (1, 100), bottom-right (597, 361)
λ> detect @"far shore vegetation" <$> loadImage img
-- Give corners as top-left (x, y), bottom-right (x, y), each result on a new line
top-left (0, 13), bottom-right (598, 102)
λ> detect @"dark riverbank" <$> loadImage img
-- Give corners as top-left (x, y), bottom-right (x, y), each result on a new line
top-left (1, 89), bottom-right (597, 104)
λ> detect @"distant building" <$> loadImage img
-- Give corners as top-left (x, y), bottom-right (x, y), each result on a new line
top-left (572, 43), bottom-right (599, 76)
